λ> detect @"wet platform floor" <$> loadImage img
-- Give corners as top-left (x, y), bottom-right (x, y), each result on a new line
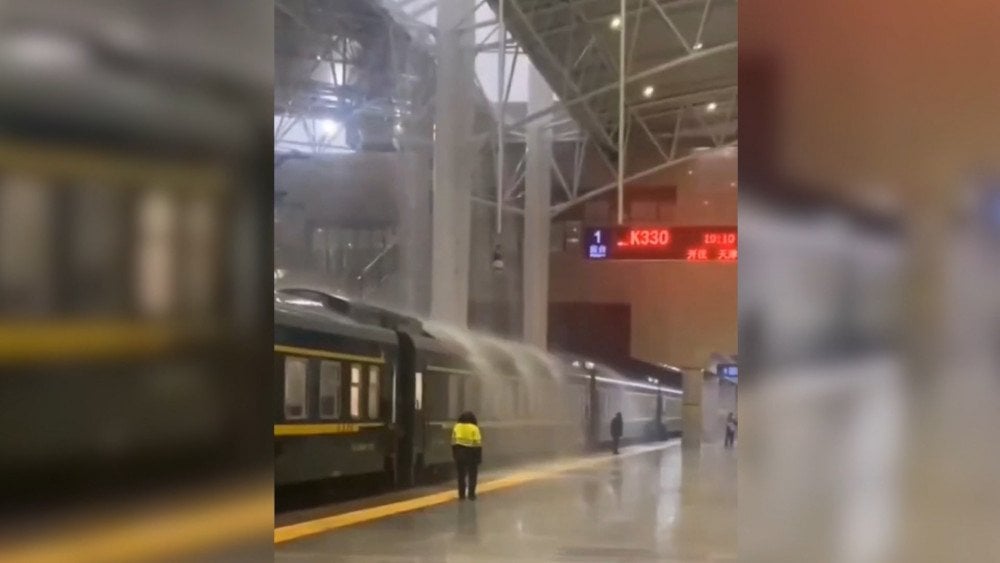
top-left (275, 442), bottom-right (736, 562)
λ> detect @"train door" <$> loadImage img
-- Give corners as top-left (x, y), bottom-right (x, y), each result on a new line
top-left (394, 331), bottom-right (424, 486)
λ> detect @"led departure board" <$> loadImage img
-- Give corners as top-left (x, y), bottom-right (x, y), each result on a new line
top-left (583, 225), bottom-right (737, 261)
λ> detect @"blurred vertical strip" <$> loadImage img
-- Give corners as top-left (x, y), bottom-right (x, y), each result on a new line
top-left (0, 1), bottom-right (273, 561)
top-left (741, 1), bottom-right (1000, 562)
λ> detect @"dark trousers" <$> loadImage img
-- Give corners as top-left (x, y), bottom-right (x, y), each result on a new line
top-left (612, 435), bottom-right (620, 454)
top-left (725, 429), bottom-right (735, 448)
top-left (456, 460), bottom-right (478, 498)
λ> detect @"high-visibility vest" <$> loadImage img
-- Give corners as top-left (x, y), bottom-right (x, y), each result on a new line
top-left (451, 422), bottom-right (482, 447)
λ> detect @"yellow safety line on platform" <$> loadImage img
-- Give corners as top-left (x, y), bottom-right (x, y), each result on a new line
top-left (274, 440), bottom-right (679, 545)
top-left (0, 485), bottom-right (272, 563)
top-left (274, 422), bottom-right (385, 436)
top-left (0, 140), bottom-right (228, 187)
top-left (0, 322), bottom-right (208, 362)
top-left (274, 344), bottom-right (384, 364)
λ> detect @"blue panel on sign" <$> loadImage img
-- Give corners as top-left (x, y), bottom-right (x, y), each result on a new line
top-left (718, 363), bottom-right (738, 382)
top-left (587, 244), bottom-right (608, 259)
top-left (586, 228), bottom-right (609, 259)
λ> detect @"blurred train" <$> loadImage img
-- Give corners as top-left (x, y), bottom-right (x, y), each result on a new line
top-left (274, 291), bottom-right (682, 488)
top-left (0, 13), bottom-right (271, 511)
top-left (739, 191), bottom-right (903, 372)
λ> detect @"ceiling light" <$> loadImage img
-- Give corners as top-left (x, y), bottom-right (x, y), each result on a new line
top-left (687, 169), bottom-right (694, 175)
top-left (609, 16), bottom-right (621, 30)
top-left (321, 119), bottom-right (338, 135)
top-left (730, 181), bottom-right (736, 187)
top-left (706, 102), bottom-right (718, 112)
top-left (692, 42), bottom-right (703, 51)
top-left (642, 85), bottom-right (655, 98)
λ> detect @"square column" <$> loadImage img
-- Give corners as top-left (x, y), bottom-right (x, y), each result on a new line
top-left (682, 369), bottom-right (704, 449)
top-left (702, 370), bottom-right (722, 443)
top-left (430, 0), bottom-right (476, 325)
top-left (394, 145), bottom-right (432, 315)
top-left (682, 368), bottom-right (724, 448)
top-left (522, 66), bottom-right (553, 347)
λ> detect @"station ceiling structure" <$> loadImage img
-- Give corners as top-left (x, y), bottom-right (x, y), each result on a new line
top-left (275, 0), bottom-right (737, 215)
top-left (492, 0), bottom-right (737, 212)
top-left (494, 0), bottom-right (736, 152)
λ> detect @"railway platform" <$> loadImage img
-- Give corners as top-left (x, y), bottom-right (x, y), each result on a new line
top-left (275, 440), bottom-right (736, 562)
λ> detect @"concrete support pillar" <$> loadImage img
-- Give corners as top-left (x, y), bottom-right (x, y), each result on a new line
top-left (896, 181), bottom-right (966, 563)
top-left (522, 67), bottom-right (552, 347)
top-left (430, 0), bottom-right (476, 325)
top-left (701, 371), bottom-right (721, 443)
top-left (395, 147), bottom-right (432, 316)
top-left (682, 369), bottom-right (703, 449)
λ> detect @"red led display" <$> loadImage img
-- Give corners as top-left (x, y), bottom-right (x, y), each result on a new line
top-left (618, 228), bottom-right (672, 247)
top-left (584, 225), bottom-right (736, 261)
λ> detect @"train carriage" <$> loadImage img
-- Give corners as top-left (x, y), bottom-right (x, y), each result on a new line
top-left (274, 300), bottom-right (397, 486)
top-left (590, 369), bottom-right (682, 447)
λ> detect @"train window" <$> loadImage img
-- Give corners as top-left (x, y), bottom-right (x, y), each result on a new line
top-left (136, 189), bottom-right (177, 317)
top-left (350, 364), bottom-right (362, 419)
top-left (319, 361), bottom-right (342, 419)
top-left (368, 366), bottom-right (380, 418)
top-left (414, 371), bottom-right (423, 410)
top-left (283, 357), bottom-right (309, 420)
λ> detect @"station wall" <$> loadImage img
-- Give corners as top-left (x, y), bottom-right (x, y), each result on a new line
top-left (548, 253), bottom-right (736, 369)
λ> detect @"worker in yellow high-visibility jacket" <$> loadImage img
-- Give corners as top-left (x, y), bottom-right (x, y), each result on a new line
top-left (451, 411), bottom-right (482, 500)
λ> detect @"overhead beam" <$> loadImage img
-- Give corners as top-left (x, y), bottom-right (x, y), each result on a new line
top-left (668, 107), bottom-right (683, 159)
top-left (537, 0), bottom-right (709, 39)
top-left (472, 195), bottom-right (525, 215)
top-left (644, 0), bottom-right (692, 53)
top-left (657, 121), bottom-right (737, 140)
top-left (635, 112), bottom-right (670, 161)
top-left (532, 0), bottom-right (705, 25)
top-left (551, 141), bottom-right (736, 215)
top-left (631, 84), bottom-right (735, 113)
top-left (507, 42), bottom-right (736, 133)
top-left (551, 155), bottom-right (573, 200)
top-left (694, 0), bottom-right (713, 47)
top-left (566, 2), bottom-right (699, 176)
top-left (504, 0), bottom-right (617, 147)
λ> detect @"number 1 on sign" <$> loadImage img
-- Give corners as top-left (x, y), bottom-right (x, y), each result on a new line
top-left (594, 230), bottom-right (602, 244)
